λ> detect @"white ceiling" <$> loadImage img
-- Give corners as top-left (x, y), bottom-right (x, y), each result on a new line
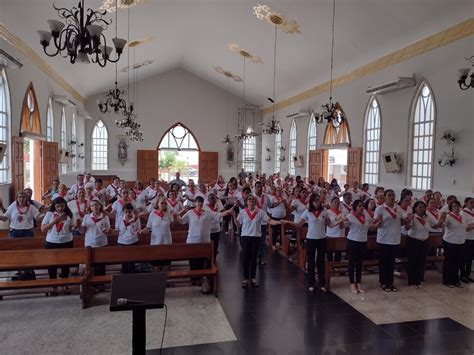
top-left (1, 0), bottom-right (471, 105)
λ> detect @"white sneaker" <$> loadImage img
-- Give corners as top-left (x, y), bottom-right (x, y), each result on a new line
top-left (308, 286), bottom-right (315, 293)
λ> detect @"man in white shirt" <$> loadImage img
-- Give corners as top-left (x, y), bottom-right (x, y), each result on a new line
top-left (169, 172), bottom-right (186, 190)
top-left (68, 174), bottom-right (85, 197)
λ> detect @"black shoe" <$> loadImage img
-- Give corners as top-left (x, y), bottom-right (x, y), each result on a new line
top-left (460, 277), bottom-right (469, 284)
top-left (259, 260), bottom-right (266, 266)
top-left (11, 272), bottom-right (22, 281)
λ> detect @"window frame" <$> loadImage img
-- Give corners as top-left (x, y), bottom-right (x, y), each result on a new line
top-left (274, 125), bottom-right (282, 173)
top-left (0, 69), bottom-right (11, 184)
top-left (408, 80), bottom-right (436, 191)
top-left (307, 116), bottom-right (317, 176)
top-left (362, 96), bottom-right (382, 185)
top-left (242, 127), bottom-right (256, 173)
top-left (289, 119), bottom-right (297, 176)
top-left (46, 97), bottom-right (54, 142)
top-left (91, 119), bottom-right (109, 171)
top-left (60, 108), bottom-right (67, 174)
top-left (71, 113), bottom-right (77, 172)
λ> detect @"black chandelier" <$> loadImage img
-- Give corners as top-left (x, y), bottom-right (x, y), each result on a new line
top-left (457, 56), bottom-right (474, 90)
top-left (97, 63), bottom-right (130, 114)
top-left (115, 111), bottom-right (143, 142)
top-left (262, 118), bottom-right (283, 135)
top-left (37, 0), bottom-right (126, 67)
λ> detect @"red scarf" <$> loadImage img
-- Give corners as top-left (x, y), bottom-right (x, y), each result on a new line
top-left (312, 210), bottom-right (322, 219)
top-left (58, 191), bottom-right (67, 198)
top-left (117, 199), bottom-right (125, 207)
top-left (398, 204), bottom-right (409, 212)
top-left (188, 189), bottom-right (196, 198)
top-left (245, 208), bottom-right (258, 221)
top-left (366, 209), bottom-right (375, 219)
top-left (416, 216), bottom-right (426, 226)
top-left (192, 208), bottom-right (203, 219)
top-left (91, 213), bottom-right (103, 224)
top-left (16, 202), bottom-right (29, 223)
top-left (352, 211), bottom-right (365, 225)
top-left (54, 213), bottom-right (65, 233)
top-left (462, 208), bottom-right (474, 217)
top-left (427, 208), bottom-right (439, 219)
top-left (123, 217), bottom-right (136, 228)
top-left (255, 194), bottom-right (265, 209)
top-left (167, 198), bottom-right (178, 208)
top-left (342, 202), bottom-right (351, 211)
top-left (449, 212), bottom-right (462, 224)
top-left (384, 205), bottom-right (398, 220)
top-left (154, 210), bottom-right (165, 220)
top-left (330, 208), bottom-right (341, 216)
top-left (207, 203), bottom-right (218, 212)
top-left (76, 200), bottom-right (88, 218)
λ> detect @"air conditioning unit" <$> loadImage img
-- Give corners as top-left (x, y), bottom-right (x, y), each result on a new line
top-left (53, 95), bottom-right (74, 107)
top-left (287, 109), bottom-right (313, 119)
top-left (366, 75), bottom-right (416, 95)
top-left (293, 155), bottom-right (304, 168)
top-left (59, 149), bottom-right (70, 164)
top-left (383, 152), bottom-right (401, 173)
top-left (0, 49), bottom-right (23, 69)
top-left (77, 109), bottom-right (92, 120)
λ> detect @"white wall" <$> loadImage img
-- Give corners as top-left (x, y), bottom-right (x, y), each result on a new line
top-left (0, 39), bottom-right (86, 204)
top-left (84, 68), bottom-right (262, 181)
top-left (261, 36), bottom-right (474, 198)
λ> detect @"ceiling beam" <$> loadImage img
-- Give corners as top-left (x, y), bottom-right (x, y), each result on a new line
top-left (262, 18), bottom-right (474, 115)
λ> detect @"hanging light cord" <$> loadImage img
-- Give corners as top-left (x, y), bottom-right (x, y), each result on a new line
top-left (329, 0), bottom-right (336, 105)
top-left (272, 25), bottom-right (277, 118)
top-left (127, 6), bottom-right (130, 100)
top-left (243, 56), bottom-right (247, 130)
top-left (114, 0), bottom-right (118, 89)
top-left (226, 77), bottom-right (230, 136)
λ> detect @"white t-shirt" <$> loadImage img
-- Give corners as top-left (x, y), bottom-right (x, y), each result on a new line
top-left (300, 209), bottom-right (328, 240)
top-left (396, 204), bottom-right (411, 235)
top-left (439, 204), bottom-right (450, 214)
top-left (213, 183), bottom-right (227, 200)
top-left (340, 202), bottom-right (352, 216)
top-left (93, 187), bottom-right (109, 203)
top-left (237, 208), bottom-right (269, 237)
top-left (81, 213), bottom-right (110, 247)
top-left (146, 210), bottom-right (173, 245)
top-left (350, 189), bottom-right (363, 201)
top-left (326, 209), bottom-right (345, 238)
top-left (117, 217), bottom-right (140, 245)
top-left (5, 202), bottom-right (39, 230)
top-left (181, 209), bottom-right (220, 243)
top-left (204, 202), bottom-right (223, 233)
top-left (143, 186), bottom-right (160, 201)
top-left (112, 199), bottom-right (137, 230)
top-left (225, 190), bottom-right (241, 205)
top-left (346, 213), bottom-right (370, 242)
top-left (374, 204), bottom-right (402, 245)
top-left (42, 211), bottom-right (73, 244)
top-left (291, 198), bottom-right (307, 223)
top-left (443, 212), bottom-right (467, 245)
top-left (68, 199), bottom-right (90, 225)
top-left (254, 193), bottom-right (269, 226)
top-left (407, 215), bottom-right (430, 241)
top-left (461, 209), bottom-right (474, 240)
top-left (106, 184), bottom-right (121, 200)
top-left (51, 192), bottom-right (72, 202)
top-left (270, 195), bottom-right (286, 218)
top-left (68, 183), bottom-right (84, 197)
top-left (166, 198), bottom-right (183, 214)
top-left (426, 208), bottom-right (443, 233)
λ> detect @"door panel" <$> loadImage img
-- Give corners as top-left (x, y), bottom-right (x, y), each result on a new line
top-left (199, 152), bottom-right (218, 184)
top-left (11, 136), bottom-right (24, 201)
top-left (309, 149), bottom-right (325, 182)
top-left (137, 150), bottom-right (158, 182)
top-left (40, 141), bottom-right (59, 200)
top-left (347, 147), bottom-right (363, 185)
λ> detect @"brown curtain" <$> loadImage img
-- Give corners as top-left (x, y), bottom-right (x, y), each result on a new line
top-left (323, 122), bottom-right (337, 145)
top-left (336, 119), bottom-right (351, 145)
top-left (20, 83), bottom-right (42, 135)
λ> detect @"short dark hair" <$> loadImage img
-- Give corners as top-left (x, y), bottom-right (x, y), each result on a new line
top-left (123, 202), bottom-right (134, 211)
top-left (195, 196), bottom-right (204, 204)
top-left (49, 197), bottom-right (73, 218)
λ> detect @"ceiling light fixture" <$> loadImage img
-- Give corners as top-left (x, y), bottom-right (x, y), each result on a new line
top-left (457, 55), bottom-right (474, 90)
top-left (227, 43), bottom-right (263, 64)
top-left (37, 0), bottom-right (127, 67)
top-left (316, 0), bottom-right (345, 128)
top-left (120, 59), bottom-right (154, 72)
top-left (99, 0), bottom-right (147, 13)
top-left (126, 35), bottom-right (154, 48)
top-left (96, 64), bottom-right (128, 114)
top-left (213, 67), bottom-right (242, 82)
top-left (253, 4), bottom-right (300, 34)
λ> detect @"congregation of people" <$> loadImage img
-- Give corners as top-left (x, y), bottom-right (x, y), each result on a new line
top-left (0, 170), bottom-right (473, 295)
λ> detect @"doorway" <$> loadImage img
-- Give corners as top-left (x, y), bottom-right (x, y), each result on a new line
top-left (327, 148), bottom-right (348, 185)
top-left (23, 139), bottom-right (36, 190)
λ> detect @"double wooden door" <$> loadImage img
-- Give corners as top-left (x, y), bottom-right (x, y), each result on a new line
top-left (308, 147), bottom-right (362, 184)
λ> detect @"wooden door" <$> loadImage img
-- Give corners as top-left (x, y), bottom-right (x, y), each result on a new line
top-left (308, 149), bottom-right (326, 182)
top-left (11, 136), bottom-right (24, 200)
top-left (199, 151), bottom-right (218, 184)
top-left (347, 147), bottom-right (363, 185)
top-left (33, 141), bottom-right (59, 200)
top-left (137, 150), bottom-right (158, 182)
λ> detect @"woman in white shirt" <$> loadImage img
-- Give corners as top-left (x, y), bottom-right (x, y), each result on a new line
top-left (461, 197), bottom-right (474, 283)
top-left (374, 189), bottom-right (408, 292)
top-left (80, 200), bottom-right (111, 276)
top-left (41, 197), bottom-right (76, 279)
top-left (345, 199), bottom-right (380, 294)
top-left (67, 187), bottom-right (90, 236)
top-left (204, 192), bottom-right (223, 258)
top-left (285, 194), bottom-right (331, 293)
top-left (234, 195), bottom-right (281, 288)
top-left (405, 201), bottom-right (434, 288)
top-left (117, 203), bottom-right (141, 273)
top-left (326, 197), bottom-right (346, 262)
top-left (269, 187), bottom-right (288, 250)
top-left (166, 190), bottom-right (184, 214)
top-left (440, 200), bottom-right (474, 287)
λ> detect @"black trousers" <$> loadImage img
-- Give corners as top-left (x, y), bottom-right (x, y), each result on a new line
top-left (347, 240), bottom-right (366, 284)
top-left (461, 239), bottom-right (474, 278)
top-left (44, 240), bottom-right (74, 279)
top-left (241, 236), bottom-right (261, 279)
top-left (271, 217), bottom-right (283, 246)
top-left (118, 242), bottom-right (138, 274)
top-left (189, 257), bottom-right (208, 282)
top-left (406, 237), bottom-right (428, 286)
top-left (378, 243), bottom-right (398, 287)
top-left (258, 225), bottom-right (268, 259)
top-left (210, 232), bottom-right (220, 259)
top-left (306, 238), bottom-right (327, 288)
top-left (443, 241), bottom-right (464, 285)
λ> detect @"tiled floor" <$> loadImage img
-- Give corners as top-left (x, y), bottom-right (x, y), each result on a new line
top-left (150, 235), bottom-right (474, 354)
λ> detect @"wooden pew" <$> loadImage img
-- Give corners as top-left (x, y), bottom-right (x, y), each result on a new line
top-left (82, 243), bottom-right (218, 308)
top-left (0, 248), bottom-right (87, 298)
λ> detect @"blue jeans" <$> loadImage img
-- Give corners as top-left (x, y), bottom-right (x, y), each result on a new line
top-left (258, 225), bottom-right (267, 259)
top-left (9, 229), bottom-right (34, 238)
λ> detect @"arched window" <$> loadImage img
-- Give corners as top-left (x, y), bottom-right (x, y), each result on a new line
top-left (46, 98), bottom-right (54, 142)
top-left (242, 127), bottom-right (256, 172)
top-left (20, 83), bottom-right (41, 135)
top-left (60, 108), bottom-right (67, 174)
top-left (71, 113), bottom-right (77, 172)
top-left (363, 97), bottom-right (381, 185)
top-left (410, 82), bottom-right (435, 190)
top-left (0, 69), bottom-right (11, 183)
top-left (289, 120), bottom-right (297, 175)
top-left (307, 116), bottom-right (317, 176)
top-left (274, 125), bottom-right (282, 173)
top-left (91, 120), bottom-right (108, 170)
